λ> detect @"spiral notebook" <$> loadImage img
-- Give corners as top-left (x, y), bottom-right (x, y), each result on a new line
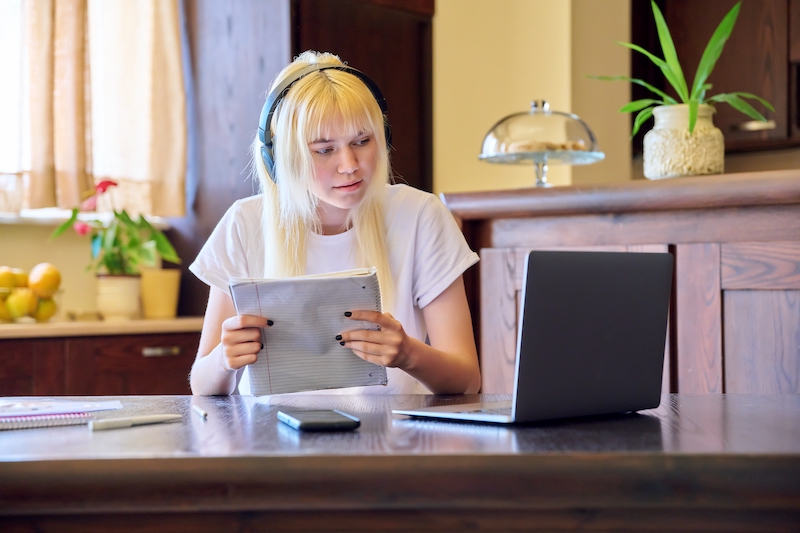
top-left (229, 267), bottom-right (388, 395)
top-left (0, 399), bottom-right (123, 431)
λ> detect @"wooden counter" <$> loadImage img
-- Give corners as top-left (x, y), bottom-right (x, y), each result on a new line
top-left (0, 317), bottom-right (203, 396)
top-left (1, 393), bottom-right (798, 532)
top-left (441, 170), bottom-right (800, 395)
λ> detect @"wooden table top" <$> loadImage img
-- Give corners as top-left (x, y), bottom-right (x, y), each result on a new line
top-left (2, 393), bottom-right (799, 525)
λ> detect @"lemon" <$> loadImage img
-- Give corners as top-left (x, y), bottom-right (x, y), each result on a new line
top-left (11, 268), bottom-right (28, 288)
top-left (6, 288), bottom-right (38, 319)
top-left (28, 263), bottom-right (61, 298)
top-left (0, 267), bottom-right (16, 289)
top-left (32, 297), bottom-right (58, 323)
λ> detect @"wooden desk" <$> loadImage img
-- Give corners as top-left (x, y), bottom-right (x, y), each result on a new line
top-left (1, 394), bottom-right (799, 532)
top-left (441, 170), bottom-right (800, 395)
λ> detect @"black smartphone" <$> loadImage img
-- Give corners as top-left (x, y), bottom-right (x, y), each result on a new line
top-left (277, 409), bottom-right (360, 431)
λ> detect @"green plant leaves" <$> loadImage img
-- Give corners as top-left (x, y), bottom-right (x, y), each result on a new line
top-left (617, 42), bottom-right (687, 103)
top-left (619, 99), bottom-right (663, 113)
top-left (650, 0), bottom-right (688, 102)
top-left (50, 209), bottom-right (79, 239)
top-left (589, 75), bottom-right (677, 104)
top-left (632, 106), bottom-right (655, 138)
top-left (691, 2), bottom-right (741, 100)
top-left (706, 92), bottom-right (771, 121)
top-left (689, 99), bottom-right (698, 133)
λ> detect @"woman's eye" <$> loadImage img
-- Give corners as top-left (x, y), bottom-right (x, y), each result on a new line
top-left (315, 148), bottom-right (333, 155)
top-left (354, 137), bottom-right (370, 146)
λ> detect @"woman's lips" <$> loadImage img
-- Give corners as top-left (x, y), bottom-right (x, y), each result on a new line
top-left (335, 179), bottom-right (362, 192)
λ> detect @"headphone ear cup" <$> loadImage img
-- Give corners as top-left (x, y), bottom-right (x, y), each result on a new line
top-left (261, 145), bottom-right (277, 184)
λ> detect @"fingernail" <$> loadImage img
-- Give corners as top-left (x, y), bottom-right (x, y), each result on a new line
top-left (335, 334), bottom-right (342, 341)
top-left (344, 311), bottom-right (352, 317)
top-left (260, 343), bottom-right (264, 350)
top-left (267, 319), bottom-right (274, 326)
top-left (340, 341), bottom-right (345, 346)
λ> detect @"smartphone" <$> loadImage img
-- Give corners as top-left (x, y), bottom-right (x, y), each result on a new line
top-left (277, 409), bottom-right (361, 431)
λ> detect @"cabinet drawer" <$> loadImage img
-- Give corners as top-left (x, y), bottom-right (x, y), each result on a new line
top-left (66, 332), bottom-right (200, 395)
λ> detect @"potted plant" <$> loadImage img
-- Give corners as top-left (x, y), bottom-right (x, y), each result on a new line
top-left (51, 180), bottom-right (181, 320)
top-left (594, 0), bottom-right (774, 179)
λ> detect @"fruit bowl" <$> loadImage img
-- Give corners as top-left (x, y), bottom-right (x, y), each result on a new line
top-left (0, 263), bottom-right (62, 323)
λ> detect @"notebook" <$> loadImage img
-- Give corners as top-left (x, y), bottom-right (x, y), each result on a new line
top-left (229, 267), bottom-right (388, 395)
top-left (0, 399), bottom-right (123, 430)
top-left (393, 250), bottom-right (674, 424)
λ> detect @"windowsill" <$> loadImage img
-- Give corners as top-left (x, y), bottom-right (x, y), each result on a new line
top-left (0, 208), bottom-right (170, 230)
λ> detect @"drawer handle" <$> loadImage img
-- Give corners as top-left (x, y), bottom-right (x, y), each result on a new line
top-left (142, 346), bottom-right (182, 357)
top-left (732, 119), bottom-right (776, 131)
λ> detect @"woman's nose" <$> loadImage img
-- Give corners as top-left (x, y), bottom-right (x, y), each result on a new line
top-left (337, 148), bottom-right (359, 174)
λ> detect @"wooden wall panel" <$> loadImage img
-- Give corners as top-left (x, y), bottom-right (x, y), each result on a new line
top-left (479, 249), bottom-right (518, 394)
top-left (724, 290), bottom-right (800, 394)
top-left (171, 0), bottom-right (291, 316)
top-left (721, 241), bottom-right (800, 289)
top-left (490, 205), bottom-right (800, 249)
top-left (675, 244), bottom-right (723, 394)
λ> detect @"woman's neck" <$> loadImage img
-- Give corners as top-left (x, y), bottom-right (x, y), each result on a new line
top-left (317, 202), bottom-right (351, 235)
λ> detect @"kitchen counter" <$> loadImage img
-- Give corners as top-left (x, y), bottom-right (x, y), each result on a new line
top-left (0, 316), bottom-right (204, 340)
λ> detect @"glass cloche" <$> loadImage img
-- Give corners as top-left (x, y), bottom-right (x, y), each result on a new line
top-left (479, 100), bottom-right (604, 187)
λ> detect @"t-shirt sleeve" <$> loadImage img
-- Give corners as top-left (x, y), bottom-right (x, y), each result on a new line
top-left (413, 195), bottom-right (479, 309)
top-left (188, 202), bottom-right (253, 294)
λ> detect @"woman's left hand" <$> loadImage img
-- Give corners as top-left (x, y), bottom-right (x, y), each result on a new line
top-left (338, 310), bottom-right (413, 369)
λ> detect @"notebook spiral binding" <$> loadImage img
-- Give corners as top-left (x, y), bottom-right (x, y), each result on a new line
top-left (0, 412), bottom-right (94, 430)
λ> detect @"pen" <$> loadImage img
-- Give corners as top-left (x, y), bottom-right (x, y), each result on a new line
top-left (192, 405), bottom-right (208, 419)
top-left (89, 414), bottom-right (182, 431)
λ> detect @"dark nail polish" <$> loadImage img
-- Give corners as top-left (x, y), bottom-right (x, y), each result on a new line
top-left (344, 311), bottom-right (352, 317)
top-left (267, 319), bottom-right (274, 326)
top-left (260, 343), bottom-right (264, 350)
top-left (335, 334), bottom-right (342, 341)
top-left (340, 341), bottom-right (345, 346)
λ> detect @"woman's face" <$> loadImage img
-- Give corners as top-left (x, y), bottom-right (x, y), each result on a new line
top-left (308, 121), bottom-right (378, 220)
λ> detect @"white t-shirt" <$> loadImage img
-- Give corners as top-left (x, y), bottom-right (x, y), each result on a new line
top-left (189, 183), bottom-right (479, 395)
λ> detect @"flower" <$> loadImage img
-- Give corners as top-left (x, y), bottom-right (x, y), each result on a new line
top-left (50, 181), bottom-right (181, 276)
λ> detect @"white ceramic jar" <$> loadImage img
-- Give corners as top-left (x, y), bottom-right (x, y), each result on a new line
top-left (96, 275), bottom-right (141, 321)
top-left (643, 104), bottom-right (724, 179)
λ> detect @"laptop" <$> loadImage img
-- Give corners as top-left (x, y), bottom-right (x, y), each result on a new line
top-left (393, 250), bottom-right (674, 424)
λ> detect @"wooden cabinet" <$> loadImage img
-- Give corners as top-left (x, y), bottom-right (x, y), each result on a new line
top-left (632, 0), bottom-right (800, 152)
top-left (0, 330), bottom-right (200, 396)
top-left (442, 170), bottom-right (800, 395)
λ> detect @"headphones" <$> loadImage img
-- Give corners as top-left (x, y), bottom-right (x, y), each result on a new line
top-left (258, 64), bottom-right (392, 183)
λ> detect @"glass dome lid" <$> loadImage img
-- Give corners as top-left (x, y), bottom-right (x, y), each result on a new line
top-left (479, 100), bottom-right (605, 187)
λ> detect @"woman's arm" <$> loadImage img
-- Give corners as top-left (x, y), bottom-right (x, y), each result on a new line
top-left (341, 275), bottom-right (481, 394)
top-left (190, 286), bottom-right (268, 395)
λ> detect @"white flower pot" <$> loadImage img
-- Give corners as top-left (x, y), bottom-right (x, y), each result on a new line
top-left (96, 275), bottom-right (141, 321)
top-left (643, 104), bottom-right (724, 179)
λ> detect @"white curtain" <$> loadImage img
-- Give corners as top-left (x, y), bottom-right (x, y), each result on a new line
top-left (0, 0), bottom-right (186, 217)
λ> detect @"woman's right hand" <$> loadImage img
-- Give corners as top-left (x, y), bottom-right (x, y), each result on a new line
top-left (220, 314), bottom-right (270, 370)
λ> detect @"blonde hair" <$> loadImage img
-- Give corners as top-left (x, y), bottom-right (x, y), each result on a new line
top-left (251, 51), bottom-right (394, 304)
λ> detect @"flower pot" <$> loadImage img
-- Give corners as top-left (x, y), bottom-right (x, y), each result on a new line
top-left (140, 268), bottom-right (181, 319)
top-left (643, 104), bottom-right (724, 179)
top-left (96, 275), bottom-right (141, 321)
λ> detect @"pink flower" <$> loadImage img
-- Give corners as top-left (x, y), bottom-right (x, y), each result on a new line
top-left (73, 221), bottom-right (92, 236)
top-left (95, 180), bottom-right (118, 194)
top-left (80, 195), bottom-right (97, 212)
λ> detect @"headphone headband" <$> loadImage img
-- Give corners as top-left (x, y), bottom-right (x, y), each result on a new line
top-left (258, 63), bottom-right (390, 183)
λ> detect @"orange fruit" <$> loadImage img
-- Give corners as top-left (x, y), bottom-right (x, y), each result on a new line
top-left (0, 289), bottom-right (12, 322)
top-left (28, 263), bottom-right (61, 298)
top-left (0, 267), bottom-right (16, 289)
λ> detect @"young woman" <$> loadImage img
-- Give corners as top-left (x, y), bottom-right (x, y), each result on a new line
top-left (189, 51), bottom-right (480, 396)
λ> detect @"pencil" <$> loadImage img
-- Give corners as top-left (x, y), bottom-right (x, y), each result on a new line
top-left (191, 404), bottom-right (208, 419)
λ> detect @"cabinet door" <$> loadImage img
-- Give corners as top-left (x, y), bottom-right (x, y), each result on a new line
top-left (66, 333), bottom-right (200, 395)
top-left (293, 0), bottom-right (434, 192)
top-left (666, 0), bottom-right (789, 149)
top-left (0, 339), bottom-right (66, 395)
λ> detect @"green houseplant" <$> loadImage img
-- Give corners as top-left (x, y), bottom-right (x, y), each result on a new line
top-left (593, 1), bottom-right (774, 179)
top-left (51, 180), bottom-right (180, 275)
top-left (597, 0), bottom-right (773, 137)
top-left (51, 180), bottom-right (181, 320)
